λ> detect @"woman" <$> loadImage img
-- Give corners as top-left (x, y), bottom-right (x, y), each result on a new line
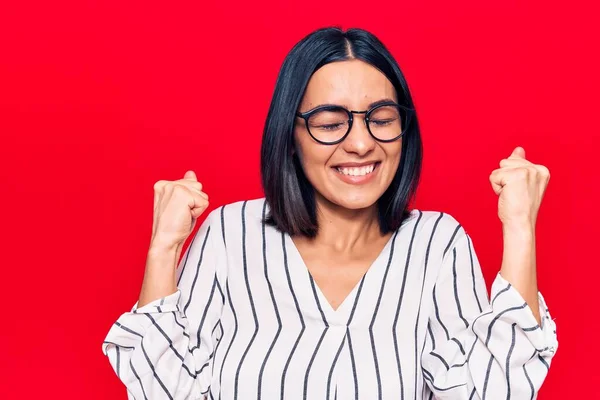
top-left (102, 27), bottom-right (557, 400)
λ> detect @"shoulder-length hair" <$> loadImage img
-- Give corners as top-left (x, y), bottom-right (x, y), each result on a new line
top-left (261, 26), bottom-right (423, 238)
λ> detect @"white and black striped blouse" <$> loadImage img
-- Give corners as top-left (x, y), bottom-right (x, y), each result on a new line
top-left (102, 197), bottom-right (558, 400)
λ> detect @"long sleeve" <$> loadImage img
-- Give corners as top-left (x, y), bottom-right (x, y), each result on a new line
top-left (102, 208), bottom-right (226, 399)
top-left (421, 226), bottom-right (558, 400)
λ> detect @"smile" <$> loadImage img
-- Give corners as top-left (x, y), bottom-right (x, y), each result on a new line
top-left (332, 162), bottom-right (381, 185)
top-left (335, 163), bottom-right (376, 176)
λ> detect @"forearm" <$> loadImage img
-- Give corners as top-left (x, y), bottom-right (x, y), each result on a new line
top-left (138, 243), bottom-right (182, 308)
top-left (499, 223), bottom-right (541, 325)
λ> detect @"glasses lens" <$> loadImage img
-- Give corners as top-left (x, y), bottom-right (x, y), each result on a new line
top-left (368, 105), bottom-right (405, 140)
top-left (307, 108), bottom-right (350, 143)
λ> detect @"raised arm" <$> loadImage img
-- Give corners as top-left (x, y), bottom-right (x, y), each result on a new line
top-left (421, 226), bottom-right (557, 399)
top-left (102, 171), bottom-right (226, 399)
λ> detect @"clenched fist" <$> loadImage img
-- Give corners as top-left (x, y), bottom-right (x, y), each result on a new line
top-left (489, 147), bottom-right (550, 229)
top-left (150, 170), bottom-right (209, 250)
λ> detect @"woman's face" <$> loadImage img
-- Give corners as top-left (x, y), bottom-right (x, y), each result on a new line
top-left (294, 59), bottom-right (403, 211)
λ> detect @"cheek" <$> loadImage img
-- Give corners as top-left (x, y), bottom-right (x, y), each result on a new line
top-left (294, 133), bottom-right (332, 171)
top-left (382, 143), bottom-right (403, 177)
top-left (389, 142), bottom-right (403, 164)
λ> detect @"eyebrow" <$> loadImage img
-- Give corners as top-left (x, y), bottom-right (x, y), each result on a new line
top-left (365, 98), bottom-right (397, 109)
top-left (302, 98), bottom-right (397, 113)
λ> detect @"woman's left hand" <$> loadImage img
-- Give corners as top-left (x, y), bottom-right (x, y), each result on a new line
top-left (489, 146), bottom-right (551, 229)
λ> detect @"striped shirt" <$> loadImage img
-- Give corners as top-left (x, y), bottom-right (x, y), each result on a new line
top-left (102, 197), bottom-right (558, 400)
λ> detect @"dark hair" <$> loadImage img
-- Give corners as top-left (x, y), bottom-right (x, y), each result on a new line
top-left (261, 26), bottom-right (423, 238)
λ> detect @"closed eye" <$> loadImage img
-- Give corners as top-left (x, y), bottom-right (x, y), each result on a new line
top-left (315, 123), bottom-right (346, 131)
top-left (370, 119), bottom-right (395, 126)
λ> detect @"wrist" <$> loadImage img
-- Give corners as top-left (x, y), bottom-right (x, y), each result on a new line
top-left (149, 237), bottom-right (182, 256)
top-left (146, 244), bottom-right (181, 270)
top-left (502, 221), bottom-right (535, 237)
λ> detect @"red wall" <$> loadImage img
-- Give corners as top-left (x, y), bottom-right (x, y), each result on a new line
top-left (1, 0), bottom-right (597, 398)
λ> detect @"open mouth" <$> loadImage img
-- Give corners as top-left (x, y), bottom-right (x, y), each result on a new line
top-left (334, 162), bottom-right (380, 177)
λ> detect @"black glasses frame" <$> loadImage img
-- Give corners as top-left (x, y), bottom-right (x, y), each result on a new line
top-left (295, 101), bottom-right (414, 145)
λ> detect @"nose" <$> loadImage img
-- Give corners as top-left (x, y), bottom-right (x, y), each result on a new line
top-left (341, 114), bottom-right (376, 156)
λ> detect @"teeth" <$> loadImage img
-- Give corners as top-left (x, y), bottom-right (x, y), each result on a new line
top-left (337, 164), bottom-right (376, 176)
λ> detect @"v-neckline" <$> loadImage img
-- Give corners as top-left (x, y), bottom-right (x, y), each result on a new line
top-left (285, 229), bottom-right (398, 324)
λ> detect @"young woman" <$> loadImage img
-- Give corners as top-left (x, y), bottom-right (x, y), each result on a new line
top-left (102, 27), bottom-right (557, 400)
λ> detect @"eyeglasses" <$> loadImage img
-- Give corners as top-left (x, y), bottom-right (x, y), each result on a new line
top-left (295, 101), bottom-right (413, 145)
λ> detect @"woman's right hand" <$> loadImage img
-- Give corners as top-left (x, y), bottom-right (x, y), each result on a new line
top-left (150, 170), bottom-right (209, 251)
top-left (137, 170), bottom-right (209, 308)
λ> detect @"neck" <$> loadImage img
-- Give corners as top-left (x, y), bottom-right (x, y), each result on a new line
top-left (309, 192), bottom-right (384, 252)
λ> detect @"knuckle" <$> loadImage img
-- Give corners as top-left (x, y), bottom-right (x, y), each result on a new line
top-left (178, 178), bottom-right (202, 191)
top-left (164, 181), bottom-right (176, 191)
top-left (538, 165), bottom-right (550, 176)
top-left (153, 180), bottom-right (165, 191)
top-left (172, 184), bottom-right (189, 195)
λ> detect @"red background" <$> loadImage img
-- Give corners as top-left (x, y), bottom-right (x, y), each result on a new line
top-left (0, 0), bottom-right (597, 398)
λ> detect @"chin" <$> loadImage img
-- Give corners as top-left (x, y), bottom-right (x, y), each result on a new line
top-left (329, 193), bottom-right (379, 211)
